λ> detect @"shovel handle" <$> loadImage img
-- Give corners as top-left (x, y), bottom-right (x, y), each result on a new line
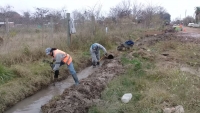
top-left (99, 56), bottom-right (105, 62)
top-left (135, 38), bottom-right (140, 42)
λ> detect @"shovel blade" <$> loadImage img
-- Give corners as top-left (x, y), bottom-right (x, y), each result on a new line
top-left (106, 54), bottom-right (114, 59)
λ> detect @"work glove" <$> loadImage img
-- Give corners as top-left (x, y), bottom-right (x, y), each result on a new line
top-left (50, 62), bottom-right (54, 70)
top-left (54, 70), bottom-right (59, 78)
top-left (52, 59), bottom-right (56, 62)
top-left (104, 53), bottom-right (108, 56)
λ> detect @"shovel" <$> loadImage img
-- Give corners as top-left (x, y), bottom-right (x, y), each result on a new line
top-left (42, 59), bottom-right (54, 70)
top-left (99, 54), bottom-right (114, 61)
top-left (42, 59), bottom-right (56, 84)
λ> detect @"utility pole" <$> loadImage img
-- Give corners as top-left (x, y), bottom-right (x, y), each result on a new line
top-left (67, 13), bottom-right (71, 46)
top-left (185, 10), bottom-right (187, 18)
top-left (91, 15), bottom-right (96, 35)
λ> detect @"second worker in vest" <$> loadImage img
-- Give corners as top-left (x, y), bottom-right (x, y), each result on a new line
top-left (45, 47), bottom-right (79, 85)
top-left (90, 43), bottom-right (107, 67)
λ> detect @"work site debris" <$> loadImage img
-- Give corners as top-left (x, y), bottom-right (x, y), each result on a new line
top-left (121, 93), bottom-right (132, 103)
top-left (163, 105), bottom-right (184, 113)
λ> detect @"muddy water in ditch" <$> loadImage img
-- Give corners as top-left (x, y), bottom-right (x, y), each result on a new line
top-left (5, 65), bottom-right (100, 113)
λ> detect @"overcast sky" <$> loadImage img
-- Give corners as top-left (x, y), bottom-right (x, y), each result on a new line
top-left (0, 0), bottom-right (198, 20)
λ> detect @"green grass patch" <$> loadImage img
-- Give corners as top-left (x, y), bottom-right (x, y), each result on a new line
top-left (0, 64), bottom-right (15, 85)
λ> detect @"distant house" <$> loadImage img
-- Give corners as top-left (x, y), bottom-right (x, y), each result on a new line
top-left (0, 22), bottom-right (14, 28)
top-left (0, 22), bottom-right (5, 27)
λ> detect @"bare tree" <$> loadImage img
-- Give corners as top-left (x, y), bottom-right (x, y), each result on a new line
top-left (86, 2), bottom-right (102, 20)
top-left (0, 5), bottom-right (13, 21)
top-left (182, 16), bottom-right (195, 25)
top-left (195, 7), bottom-right (200, 23)
top-left (109, 0), bottom-right (132, 19)
top-left (0, 5), bottom-right (22, 30)
top-left (22, 11), bottom-right (31, 27)
top-left (72, 10), bottom-right (85, 24)
top-left (46, 9), bottom-right (63, 23)
top-left (46, 8), bottom-right (65, 32)
top-left (132, 1), bottom-right (144, 20)
top-left (33, 8), bottom-right (49, 26)
top-left (138, 4), bottom-right (169, 27)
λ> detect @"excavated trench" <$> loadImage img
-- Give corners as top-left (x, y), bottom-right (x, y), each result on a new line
top-left (4, 58), bottom-right (124, 113)
top-left (41, 58), bottom-right (124, 113)
top-left (4, 63), bottom-right (101, 113)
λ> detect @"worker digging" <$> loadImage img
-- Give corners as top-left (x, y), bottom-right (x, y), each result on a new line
top-left (45, 47), bottom-right (79, 85)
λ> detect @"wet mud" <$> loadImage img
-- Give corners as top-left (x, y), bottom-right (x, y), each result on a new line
top-left (41, 59), bottom-right (124, 113)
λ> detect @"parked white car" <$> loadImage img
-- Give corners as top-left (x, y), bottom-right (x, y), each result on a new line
top-left (192, 24), bottom-right (200, 28)
top-left (188, 23), bottom-right (194, 27)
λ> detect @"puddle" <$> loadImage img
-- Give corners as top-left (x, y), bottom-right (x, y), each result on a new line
top-left (177, 33), bottom-right (200, 38)
top-left (4, 64), bottom-right (101, 113)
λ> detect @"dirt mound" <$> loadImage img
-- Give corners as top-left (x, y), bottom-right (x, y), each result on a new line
top-left (136, 33), bottom-right (176, 47)
top-left (175, 35), bottom-right (200, 43)
top-left (41, 58), bottom-right (124, 113)
top-left (132, 49), bottom-right (155, 61)
top-left (144, 30), bottom-right (164, 37)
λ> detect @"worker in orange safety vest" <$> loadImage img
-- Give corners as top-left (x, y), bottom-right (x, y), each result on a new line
top-left (45, 47), bottom-right (79, 85)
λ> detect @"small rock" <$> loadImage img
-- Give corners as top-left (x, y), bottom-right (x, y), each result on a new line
top-left (163, 108), bottom-right (173, 113)
top-left (92, 99), bottom-right (100, 103)
top-left (121, 93), bottom-right (132, 103)
top-left (163, 105), bottom-right (184, 113)
top-left (175, 105), bottom-right (184, 113)
top-left (74, 102), bottom-right (78, 106)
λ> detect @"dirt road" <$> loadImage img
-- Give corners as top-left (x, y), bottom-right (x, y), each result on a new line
top-left (182, 26), bottom-right (200, 34)
top-left (177, 26), bottom-right (200, 39)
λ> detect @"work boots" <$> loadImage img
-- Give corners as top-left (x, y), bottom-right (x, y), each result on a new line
top-left (92, 61), bottom-right (100, 68)
top-left (52, 78), bottom-right (58, 86)
top-left (92, 62), bottom-right (96, 68)
top-left (72, 74), bottom-right (79, 85)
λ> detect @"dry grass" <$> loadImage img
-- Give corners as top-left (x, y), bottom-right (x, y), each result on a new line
top-left (152, 40), bottom-right (200, 67)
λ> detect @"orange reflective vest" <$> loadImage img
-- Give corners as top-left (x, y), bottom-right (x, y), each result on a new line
top-left (53, 49), bottom-right (72, 65)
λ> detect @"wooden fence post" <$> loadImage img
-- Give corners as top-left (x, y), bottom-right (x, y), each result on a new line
top-left (50, 16), bottom-right (54, 38)
top-left (67, 13), bottom-right (71, 46)
top-left (5, 18), bottom-right (9, 36)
